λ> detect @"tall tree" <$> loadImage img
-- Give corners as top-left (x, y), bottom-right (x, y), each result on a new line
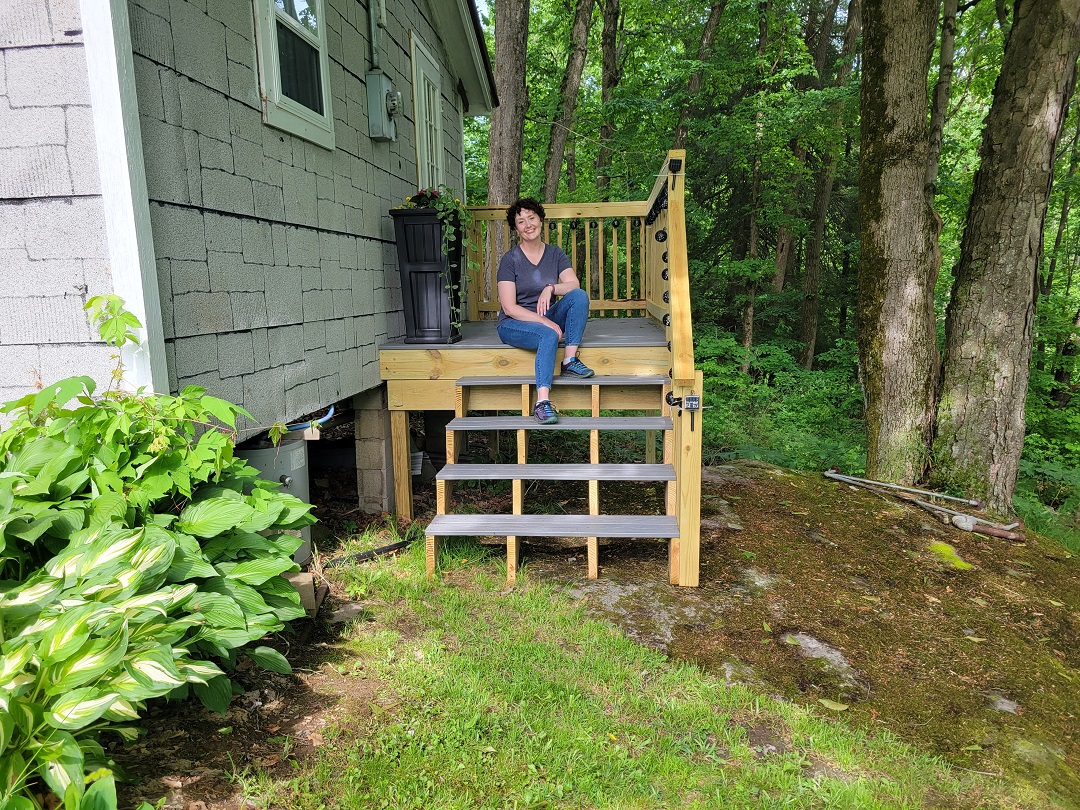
top-left (488, 0), bottom-right (531, 205)
top-left (932, 0), bottom-right (1080, 512)
top-left (673, 2), bottom-right (728, 151)
top-left (857, 0), bottom-right (942, 484)
top-left (595, 0), bottom-right (623, 200)
top-left (541, 0), bottom-right (596, 202)
top-left (797, 0), bottom-right (861, 369)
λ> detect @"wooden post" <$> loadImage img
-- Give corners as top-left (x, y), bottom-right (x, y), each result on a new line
top-left (587, 383), bottom-right (600, 578)
top-left (391, 410), bottom-right (412, 522)
top-left (676, 369), bottom-right (704, 587)
top-left (663, 384), bottom-right (679, 584)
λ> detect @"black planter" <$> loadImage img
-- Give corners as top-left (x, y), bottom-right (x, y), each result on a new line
top-left (390, 208), bottom-right (463, 344)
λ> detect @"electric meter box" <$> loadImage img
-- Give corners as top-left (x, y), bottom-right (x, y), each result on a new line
top-left (236, 437), bottom-right (312, 566)
top-left (367, 69), bottom-right (399, 142)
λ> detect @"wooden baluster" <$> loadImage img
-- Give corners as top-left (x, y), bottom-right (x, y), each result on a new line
top-left (588, 383), bottom-right (600, 578)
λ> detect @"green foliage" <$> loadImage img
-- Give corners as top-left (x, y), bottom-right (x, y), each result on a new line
top-left (0, 303), bottom-right (314, 808)
top-left (696, 327), bottom-right (865, 473)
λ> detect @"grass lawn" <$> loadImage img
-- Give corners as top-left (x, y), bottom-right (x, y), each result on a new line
top-left (214, 531), bottom-right (1024, 810)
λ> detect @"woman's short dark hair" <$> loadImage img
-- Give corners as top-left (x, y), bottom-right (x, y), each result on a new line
top-left (507, 197), bottom-right (545, 230)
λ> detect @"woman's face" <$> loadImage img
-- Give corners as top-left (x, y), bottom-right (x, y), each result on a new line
top-left (514, 209), bottom-right (543, 240)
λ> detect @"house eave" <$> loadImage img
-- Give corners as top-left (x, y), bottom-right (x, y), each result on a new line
top-left (430, 0), bottom-right (498, 116)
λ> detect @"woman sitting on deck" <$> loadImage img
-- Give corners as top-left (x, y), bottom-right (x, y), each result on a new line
top-left (497, 197), bottom-right (595, 424)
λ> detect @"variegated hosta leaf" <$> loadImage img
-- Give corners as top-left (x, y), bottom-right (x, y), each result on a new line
top-left (128, 617), bottom-right (201, 646)
top-left (126, 647), bottom-right (185, 690)
top-left (0, 642), bottom-right (35, 682)
top-left (100, 697), bottom-right (142, 721)
top-left (37, 728), bottom-right (84, 801)
top-left (44, 623), bottom-right (129, 695)
top-left (45, 687), bottom-right (120, 729)
top-left (0, 575), bottom-right (63, 618)
top-left (76, 528), bottom-right (143, 577)
top-left (130, 534), bottom-right (176, 574)
top-left (40, 603), bottom-right (105, 664)
top-left (103, 668), bottom-right (161, 701)
top-left (176, 658), bottom-right (224, 686)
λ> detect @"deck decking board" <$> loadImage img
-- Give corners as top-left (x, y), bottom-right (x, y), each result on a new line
top-left (436, 463), bottom-right (675, 481)
top-left (426, 514), bottom-right (679, 538)
top-left (445, 416), bottom-right (673, 431)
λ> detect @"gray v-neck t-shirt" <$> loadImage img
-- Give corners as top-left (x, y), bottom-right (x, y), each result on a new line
top-left (496, 243), bottom-right (572, 325)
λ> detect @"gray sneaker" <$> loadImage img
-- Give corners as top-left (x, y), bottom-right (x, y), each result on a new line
top-left (561, 356), bottom-right (595, 378)
top-left (533, 399), bottom-right (559, 424)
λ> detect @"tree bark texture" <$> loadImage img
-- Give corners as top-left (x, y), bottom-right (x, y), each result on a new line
top-left (542, 0), bottom-right (596, 202)
top-left (487, 0), bottom-right (531, 206)
top-left (932, 0), bottom-right (1080, 512)
top-left (857, 0), bottom-right (942, 485)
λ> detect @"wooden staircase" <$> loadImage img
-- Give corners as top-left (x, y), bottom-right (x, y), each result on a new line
top-left (425, 374), bottom-right (681, 584)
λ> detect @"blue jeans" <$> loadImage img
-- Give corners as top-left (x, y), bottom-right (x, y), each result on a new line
top-left (497, 288), bottom-right (590, 391)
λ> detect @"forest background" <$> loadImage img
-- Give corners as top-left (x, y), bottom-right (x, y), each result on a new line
top-left (462, 0), bottom-right (1080, 553)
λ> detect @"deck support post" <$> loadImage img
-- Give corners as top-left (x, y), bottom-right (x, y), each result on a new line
top-left (390, 409), bottom-right (412, 522)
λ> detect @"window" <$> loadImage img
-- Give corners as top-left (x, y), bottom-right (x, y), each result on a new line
top-left (410, 34), bottom-right (443, 189)
top-left (253, 0), bottom-right (334, 149)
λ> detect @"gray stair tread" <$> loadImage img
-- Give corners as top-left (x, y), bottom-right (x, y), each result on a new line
top-left (457, 375), bottom-right (668, 387)
top-left (437, 463), bottom-right (675, 481)
top-left (426, 514), bottom-right (679, 538)
top-left (446, 416), bottom-right (672, 431)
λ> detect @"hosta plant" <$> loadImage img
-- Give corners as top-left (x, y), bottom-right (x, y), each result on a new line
top-left (0, 297), bottom-right (315, 809)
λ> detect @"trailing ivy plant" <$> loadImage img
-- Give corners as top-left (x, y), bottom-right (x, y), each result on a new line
top-left (0, 296), bottom-right (314, 809)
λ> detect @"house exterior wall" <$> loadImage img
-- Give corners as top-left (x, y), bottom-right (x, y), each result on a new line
top-left (1, 0), bottom-right (470, 432)
top-left (0, 4), bottom-right (115, 408)
top-left (129, 0), bottom-right (467, 432)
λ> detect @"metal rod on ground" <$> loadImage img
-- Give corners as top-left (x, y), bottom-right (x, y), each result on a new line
top-left (824, 471), bottom-right (984, 507)
top-left (911, 499), bottom-right (1021, 531)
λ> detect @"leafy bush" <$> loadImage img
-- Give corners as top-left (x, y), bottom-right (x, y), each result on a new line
top-left (0, 297), bottom-right (314, 809)
top-left (696, 327), bottom-right (865, 472)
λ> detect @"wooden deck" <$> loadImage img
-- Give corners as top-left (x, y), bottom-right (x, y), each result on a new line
top-left (377, 150), bottom-right (702, 586)
top-left (379, 317), bottom-right (671, 412)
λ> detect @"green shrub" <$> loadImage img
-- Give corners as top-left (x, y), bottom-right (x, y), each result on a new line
top-left (0, 297), bottom-right (314, 809)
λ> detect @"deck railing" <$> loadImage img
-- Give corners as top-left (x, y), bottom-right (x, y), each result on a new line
top-left (464, 149), bottom-right (701, 585)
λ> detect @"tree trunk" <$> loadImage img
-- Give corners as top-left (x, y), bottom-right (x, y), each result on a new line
top-left (673, 2), bottom-right (727, 150)
top-left (857, 0), bottom-right (942, 485)
top-left (1042, 108), bottom-right (1080, 298)
top-left (798, 0), bottom-right (861, 369)
top-left (926, 0), bottom-right (958, 194)
top-left (932, 0), bottom-right (1080, 512)
top-left (740, 1), bottom-right (769, 371)
top-left (487, 0), bottom-right (531, 207)
top-left (541, 0), bottom-right (596, 203)
top-left (595, 0), bottom-right (623, 201)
